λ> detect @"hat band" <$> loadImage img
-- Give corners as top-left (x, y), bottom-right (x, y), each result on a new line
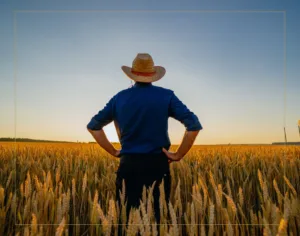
top-left (131, 69), bottom-right (156, 77)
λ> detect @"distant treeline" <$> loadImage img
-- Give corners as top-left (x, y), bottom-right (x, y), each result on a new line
top-left (0, 137), bottom-right (75, 143)
top-left (88, 142), bottom-right (120, 144)
top-left (0, 137), bottom-right (121, 144)
top-left (2, 137), bottom-right (298, 145)
top-left (272, 142), bottom-right (300, 145)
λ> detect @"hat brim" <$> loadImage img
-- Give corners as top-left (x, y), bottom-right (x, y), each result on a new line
top-left (121, 66), bottom-right (166, 83)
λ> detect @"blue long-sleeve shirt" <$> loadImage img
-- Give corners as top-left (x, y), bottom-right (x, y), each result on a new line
top-left (87, 82), bottom-right (203, 155)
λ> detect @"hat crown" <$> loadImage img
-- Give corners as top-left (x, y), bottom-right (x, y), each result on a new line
top-left (132, 53), bottom-right (155, 73)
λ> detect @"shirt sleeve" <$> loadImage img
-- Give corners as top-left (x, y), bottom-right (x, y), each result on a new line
top-left (87, 96), bottom-right (116, 130)
top-left (168, 92), bottom-right (203, 131)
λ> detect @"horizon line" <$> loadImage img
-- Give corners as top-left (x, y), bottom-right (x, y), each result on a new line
top-left (14, 10), bottom-right (285, 13)
top-left (0, 137), bottom-right (298, 145)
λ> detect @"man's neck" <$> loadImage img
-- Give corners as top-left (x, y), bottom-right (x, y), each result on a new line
top-left (134, 82), bottom-right (152, 87)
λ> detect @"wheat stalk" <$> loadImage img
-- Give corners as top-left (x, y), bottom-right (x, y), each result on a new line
top-left (55, 217), bottom-right (66, 236)
top-left (31, 213), bottom-right (37, 235)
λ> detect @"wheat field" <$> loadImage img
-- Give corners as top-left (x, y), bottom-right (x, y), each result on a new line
top-left (0, 142), bottom-right (299, 236)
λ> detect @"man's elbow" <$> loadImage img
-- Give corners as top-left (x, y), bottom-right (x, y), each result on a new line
top-left (87, 125), bottom-right (103, 133)
top-left (87, 124), bottom-right (95, 133)
top-left (192, 129), bottom-right (201, 134)
top-left (187, 129), bottom-right (201, 136)
top-left (87, 118), bottom-right (103, 133)
top-left (87, 127), bottom-right (93, 133)
top-left (186, 121), bottom-right (203, 133)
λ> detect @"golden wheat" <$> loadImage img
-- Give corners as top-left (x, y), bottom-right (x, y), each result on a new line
top-left (0, 142), bottom-right (299, 235)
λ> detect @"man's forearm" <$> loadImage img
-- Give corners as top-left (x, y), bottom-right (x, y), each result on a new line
top-left (88, 129), bottom-right (118, 156)
top-left (176, 130), bottom-right (200, 158)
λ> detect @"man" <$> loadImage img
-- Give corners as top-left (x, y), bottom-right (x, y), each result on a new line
top-left (87, 53), bottom-right (202, 227)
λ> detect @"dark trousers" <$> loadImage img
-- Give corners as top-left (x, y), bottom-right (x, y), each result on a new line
top-left (115, 152), bottom-right (171, 234)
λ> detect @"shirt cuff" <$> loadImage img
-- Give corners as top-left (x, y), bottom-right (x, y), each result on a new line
top-left (186, 117), bottom-right (203, 131)
top-left (185, 113), bottom-right (203, 131)
top-left (186, 123), bottom-right (203, 131)
top-left (87, 118), bottom-right (102, 130)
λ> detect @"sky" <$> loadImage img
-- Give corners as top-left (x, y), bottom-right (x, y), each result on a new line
top-left (0, 0), bottom-right (299, 144)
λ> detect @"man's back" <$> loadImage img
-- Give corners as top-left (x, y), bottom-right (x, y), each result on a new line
top-left (115, 82), bottom-right (173, 154)
top-left (87, 82), bottom-right (202, 155)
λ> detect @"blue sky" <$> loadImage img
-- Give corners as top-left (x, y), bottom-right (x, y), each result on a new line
top-left (0, 0), bottom-right (299, 144)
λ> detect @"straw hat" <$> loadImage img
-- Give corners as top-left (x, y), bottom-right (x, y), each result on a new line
top-left (121, 53), bottom-right (166, 83)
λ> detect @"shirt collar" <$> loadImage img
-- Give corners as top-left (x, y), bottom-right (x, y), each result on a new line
top-left (133, 82), bottom-right (153, 88)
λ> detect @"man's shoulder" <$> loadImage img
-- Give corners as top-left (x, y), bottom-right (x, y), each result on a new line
top-left (152, 85), bottom-right (174, 94)
top-left (114, 87), bottom-right (133, 96)
top-left (112, 85), bottom-right (175, 101)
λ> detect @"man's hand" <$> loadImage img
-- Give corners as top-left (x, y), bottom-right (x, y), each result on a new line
top-left (113, 149), bottom-right (121, 158)
top-left (162, 130), bottom-right (200, 163)
top-left (162, 148), bottom-right (183, 163)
